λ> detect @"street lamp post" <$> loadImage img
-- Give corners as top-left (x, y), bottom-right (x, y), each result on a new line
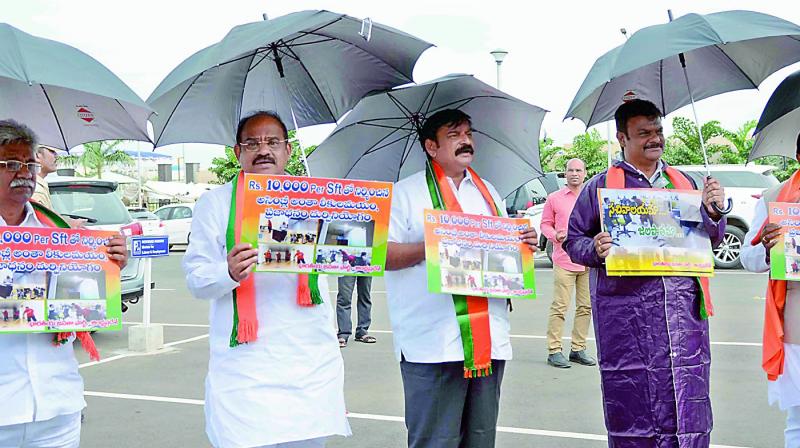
top-left (489, 49), bottom-right (508, 89)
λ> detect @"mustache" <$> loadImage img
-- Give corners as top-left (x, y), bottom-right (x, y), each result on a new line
top-left (253, 154), bottom-right (276, 164)
top-left (455, 145), bottom-right (474, 156)
top-left (9, 179), bottom-right (35, 189)
top-left (644, 143), bottom-right (663, 150)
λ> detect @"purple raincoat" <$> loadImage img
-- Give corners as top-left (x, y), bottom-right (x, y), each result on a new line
top-left (563, 161), bottom-right (726, 448)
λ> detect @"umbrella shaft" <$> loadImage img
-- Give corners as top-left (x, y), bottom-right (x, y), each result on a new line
top-left (680, 64), bottom-right (711, 177)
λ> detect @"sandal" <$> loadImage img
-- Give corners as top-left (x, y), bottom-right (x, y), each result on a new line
top-left (355, 335), bottom-right (377, 344)
top-left (338, 337), bottom-right (347, 348)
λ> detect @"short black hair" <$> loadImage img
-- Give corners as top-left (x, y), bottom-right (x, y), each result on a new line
top-left (796, 132), bottom-right (800, 156)
top-left (418, 109), bottom-right (472, 148)
top-left (614, 99), bottom-right (663, 136)
top-left (236, 110), bottom-right (289, 143)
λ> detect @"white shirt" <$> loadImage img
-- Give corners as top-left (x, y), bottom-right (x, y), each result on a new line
top-left (0, 202), bottom-right (85, 427)
top-left (183, 182), bottom-right (350, 448)
top-left (385, 170), bottom-right (512, 363)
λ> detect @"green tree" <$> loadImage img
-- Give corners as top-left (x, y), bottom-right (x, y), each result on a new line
top-left (60, 140), bottom-right (132, 178)
top-left (553, 129), bottom-right (608, 177)
top-left (719, 119), bottom-right (757, 163)
top-left (538, 136), bottom-right (565, 172)
top-left (662, 117), bottom-right (730, 166)
top-left (208, 130), bottom-right (317, 184)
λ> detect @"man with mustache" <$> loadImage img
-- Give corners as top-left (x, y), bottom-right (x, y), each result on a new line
top-left (386, 109), bottom-right (539, 447)
top-left (0, 119), bottom-right (128, 447)
top-left (540, 158), bottom-right (595, 368)
top-left (563, 99), bottom-right (726, 447)
top-left (183, 111), bottom-right (350, 448)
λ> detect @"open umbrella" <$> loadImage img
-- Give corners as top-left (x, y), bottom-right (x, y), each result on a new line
top-left (147, 10), bottom-right (431, 158)
top-left (0, 23), bottom-right (151, 150)
top-left (749, 68), bottom-right (800, 161)
top-left (307, 74), bottom-right (547, 197)
top-left (566, 9), bottom-right (800, 213)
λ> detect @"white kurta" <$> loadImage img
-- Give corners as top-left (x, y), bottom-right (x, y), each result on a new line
top-left (183, 182), bottom-right (351, 448)
top-left (385, 170), bottom-right (512, 364)
top-left (741, 192), bottom-right (800, 410)
top-left (0, 203), bottom-right (85, 428)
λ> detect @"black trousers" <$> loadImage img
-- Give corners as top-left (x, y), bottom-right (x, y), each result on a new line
top-left (400, 358), bottom-right (506, 448)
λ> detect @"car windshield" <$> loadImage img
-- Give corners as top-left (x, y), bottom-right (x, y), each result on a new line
top-left (50, 185), bottom-right (132, 225)
top-left (684, 170), bottom-right (779, 189)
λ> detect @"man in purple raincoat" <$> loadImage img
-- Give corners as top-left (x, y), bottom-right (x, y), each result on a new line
top-left (563, 99), bottom-right (727, 447)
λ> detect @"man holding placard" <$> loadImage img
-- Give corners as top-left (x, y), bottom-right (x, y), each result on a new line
top-left (183, 111), bottom-right (350, 448)
top-left (0, 120), bottom-right (128, 447)
top-left (385, 109), bottom-right (539, 447)
top-left (742, 132), bottom-right (800, 447)
top-left (563, 99), bottom-right (726, 446)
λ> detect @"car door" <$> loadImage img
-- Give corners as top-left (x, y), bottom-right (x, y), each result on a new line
top-left (169, 206), bottom-right (193, 244)
top-left (154, 207), bottom-right (179, 244)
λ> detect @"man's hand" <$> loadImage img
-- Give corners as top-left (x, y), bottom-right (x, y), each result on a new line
top-left (66, 217), bottom-right (87, 229)
top-left (519, 226), bottom-right (539, 252)
top-left (106, 234), bottom-right (128, 269)
top-left (761, 223), bottom-right (783, 253)
top-left (594, 232), bottom-right (613, 259)
top-left (227, 243), bottom-right (258, 282)
top-left (702, 177), bottom-right (726, 219)
top-left (555, 230), bottom-right (567, 243)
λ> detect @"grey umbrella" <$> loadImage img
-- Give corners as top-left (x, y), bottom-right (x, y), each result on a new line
top-left (0, 23), bottom-right (151, 150)
top-left (749, 68), bottom-right (800, 161)
top-left (307, 74), bottom-right (547, 197)
top-left (147, 10), bottom-right (432, 154)
top-left (566, 9), bottom-right (800, 213)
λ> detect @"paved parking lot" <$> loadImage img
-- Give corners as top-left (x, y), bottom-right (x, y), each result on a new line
top-left (75, 252), bottom-right (783, 447)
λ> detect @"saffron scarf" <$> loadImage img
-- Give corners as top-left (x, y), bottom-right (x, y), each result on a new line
top-left (30, 202), bottom-right (100, 361)
top-left (425, 160), bottom-right (502, 378)
top-left (225, 171), bottom-right (321, 347)
top-left (606, 165), bottom-right (714, 319)
top-left (750, 170), bottom-right (800, 380)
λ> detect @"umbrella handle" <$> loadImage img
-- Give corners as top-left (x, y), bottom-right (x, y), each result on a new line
top-left (711, 198), bottom-right (733, 215)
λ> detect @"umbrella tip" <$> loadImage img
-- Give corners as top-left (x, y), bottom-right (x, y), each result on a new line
top-left (262, 13), bottom-right (269, 21)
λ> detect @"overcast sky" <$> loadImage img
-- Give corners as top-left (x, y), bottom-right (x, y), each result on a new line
top-left (6, 0), bottom-right (800, 167)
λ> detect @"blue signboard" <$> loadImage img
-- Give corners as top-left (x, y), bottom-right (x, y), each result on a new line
top-left (131, 236), bottom-right (170, 258)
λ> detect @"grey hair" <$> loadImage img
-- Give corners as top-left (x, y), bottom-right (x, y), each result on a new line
top-left (0, 119), bottom-right (38, 152)
top-left (565, 158), bottom-right (585, 169)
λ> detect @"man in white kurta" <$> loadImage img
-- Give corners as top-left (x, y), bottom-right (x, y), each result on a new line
top-left (0, 120), bottom-right (128, 447)
top-left (385, 109), bottom-right (538, 447)
top-left (183, 111), bottom-right (350, 448)
top-left (741, 133), bottom-right (800, 448)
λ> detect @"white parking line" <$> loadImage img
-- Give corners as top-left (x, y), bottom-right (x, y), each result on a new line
top-left (78, 334), bottom-right (209, 369)
top-left (81, 390), bottom-right (750, 447)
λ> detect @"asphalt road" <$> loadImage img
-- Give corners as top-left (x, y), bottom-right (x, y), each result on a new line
top-left (75, 252), bottom-right (783, 448)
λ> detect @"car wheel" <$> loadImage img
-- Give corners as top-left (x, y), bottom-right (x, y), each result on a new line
top-left (713, 226), bottom-right (745, 269)
top-left (545, 239), bottom-right (554, 263)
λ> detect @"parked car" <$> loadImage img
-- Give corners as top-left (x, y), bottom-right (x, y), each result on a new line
top-left (675, 164), bottom-right (779, 269)
top-left (154, 203), bottom-right (195, 248)
top-left (128, 208), bottom-right (165, 236)
top-left (505, 173), bottom-right (566, 262)
top-left (48, 176), bottom-right (146, 311)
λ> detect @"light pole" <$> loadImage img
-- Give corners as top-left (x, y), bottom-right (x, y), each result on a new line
top-left (489, 49), bottom-right (508, 89)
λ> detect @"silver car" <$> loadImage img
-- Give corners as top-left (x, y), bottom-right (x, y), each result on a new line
top-left (47, 176), bottom-right (146, 311)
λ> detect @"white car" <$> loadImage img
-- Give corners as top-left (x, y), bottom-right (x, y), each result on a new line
top-left (674, 164), bottom-right (779, 269)
top-left (154, 203), bottom-right (195, 248)
top-left (128, 209), bottom-right (165, 236)
top-left (505, 173), bottom-right (566, 262)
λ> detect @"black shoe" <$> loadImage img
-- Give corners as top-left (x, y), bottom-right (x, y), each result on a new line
top-left (569, 350), bottom-right (597, 366)
top-left (547, 352), bottom-right (571, 368)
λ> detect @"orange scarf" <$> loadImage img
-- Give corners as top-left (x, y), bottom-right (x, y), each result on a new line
top-left (606, 165), bottom-right (714, 318)
top-left (751, 170), bottom-right (800, 380)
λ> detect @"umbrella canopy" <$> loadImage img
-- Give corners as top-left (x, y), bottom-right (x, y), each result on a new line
top-left (147, 10), bottom-right (432, 148)
top-left (566, 10), bottom-right (800, 127)
top-left (0, 23), bottom-right (151, 149)
top-left (307, 74), bottom-right (547, 197)
top-left (750, 69), bottom-right (800, 161)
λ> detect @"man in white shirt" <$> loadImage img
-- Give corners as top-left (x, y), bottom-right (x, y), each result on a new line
top-left (741, 132), bottom-right (800, 448)
top-left (385, 109), bottom-right (538, 447)
top-left (0, 119), bottom-right (128, 448)
top-left (183, 111), bottom-right (350, 448)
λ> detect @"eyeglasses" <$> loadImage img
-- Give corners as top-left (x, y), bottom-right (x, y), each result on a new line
top-left (0, 160), bottom-right (42, 175)
top-left (238, 138), bottom-right (288, 152)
